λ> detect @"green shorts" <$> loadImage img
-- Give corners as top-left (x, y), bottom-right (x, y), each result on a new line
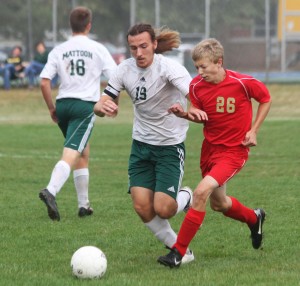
top-left (128, 139), bottom-right (185, 199)
top-left (56, 98), bottom-right (95, 153)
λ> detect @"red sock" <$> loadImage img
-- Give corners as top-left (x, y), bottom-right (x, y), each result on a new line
top-left (223, 196), bottom-right (257, 226)
top-left (173, 208), bottom-right (206, 256)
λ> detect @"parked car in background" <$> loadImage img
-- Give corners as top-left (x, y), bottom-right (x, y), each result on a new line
top-left (103, 42), bottom-right (126, 65)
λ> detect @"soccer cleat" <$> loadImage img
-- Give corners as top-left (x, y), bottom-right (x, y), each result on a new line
top-left (78, 207), bottom-right (94, 217)
top-left (249, 208), bottom-right (266, 249)
top-left (39, 189), bottom-right (60, 221)
top-left (179, 186), bottom-right (193, 213)
top-left (181, 249), bottom-right (195, 264)
top-left (157, 248), bottom-right (183, 268)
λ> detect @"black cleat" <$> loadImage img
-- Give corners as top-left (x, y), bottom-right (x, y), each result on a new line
top-left (157, 248), bottom-right (183, 268)
top-left (249, 208), bottom-right (265, 249)
top-left (78, 207), bottom-right (94, 217)
top-left (39, 189), bottom-right (60, 221)
top-left (164, 245), bottom-right (195, 265)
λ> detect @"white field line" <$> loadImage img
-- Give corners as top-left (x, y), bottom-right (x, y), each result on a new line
top-left (0, 152), bottom-right (126, 162)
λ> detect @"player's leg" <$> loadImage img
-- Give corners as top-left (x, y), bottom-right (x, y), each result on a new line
top-left (153, 191), bottom-right (195, 264)
top-left (173, 175), bottom-right (217, 252)
top-left (67, 101), bottom-right (95, 217)
top-left (157, 175), bottom-right (218, 267)
top-left (49, 148), bottom-right (79, 195)
top-left (73, 144), bottom-right (93, 217)
top-left (153, 189), bottom-right (192, 218)
top-left (154, 142), bottom-right (192, 216)
top-left (211, 185), bottom-right (265, 249)
top-left (209, 146), bottom-right (265, 249)
top-left (39, 99), bottom-right (95, 220)
top-left (154, 143), bottom-right (195, 264)
top-left (215, 190), bottom-right (265, 249)
top-left (129, 141), bottom-right (184, 255)
top-left (39, 98), bottom-right (73, 221)
top-left (131, 186), bottom-right (179, 249)
top-left (131, 186), bottom-right (193, 262)
top-left (39, 147), bottom-right (79, 221)
top-left (212, 187), bottom-right (257, 225)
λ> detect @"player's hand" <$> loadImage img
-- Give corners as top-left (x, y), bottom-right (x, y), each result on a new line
top-left (168, 103), bottom-right (186, 118)
top-left (242, 130), bottom-right (257, 147)
top-left (49, 108), bottom-right (58, 123)
top-left (94, 99), bottom-right (118, 117)
top-left (188, 105), bottom-right (208, 123)
top-left (103, 100), bottom-right (118, 117)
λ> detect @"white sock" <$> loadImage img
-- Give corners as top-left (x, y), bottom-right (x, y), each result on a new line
top-left (176, 189), bottom-right (190, 214)
top-left (145, 215), bottom-right (177, 248)
top-left (47, 160), bottom-right (71, 196)
top-left (145, 215), bottom-right (191, 255)
top-left (73, 168), bottom-right (90, 209)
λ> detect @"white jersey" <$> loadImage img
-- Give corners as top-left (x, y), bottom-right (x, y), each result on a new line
top-left (104, 54), bottom-right (191, 145)
top-left (40, 35), bottom-right (117, 102)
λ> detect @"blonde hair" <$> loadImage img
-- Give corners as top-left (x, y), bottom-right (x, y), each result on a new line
top-left (192, 38), bottom-right (224, 64)
top-left (127, 23), bottom-right (181, 54)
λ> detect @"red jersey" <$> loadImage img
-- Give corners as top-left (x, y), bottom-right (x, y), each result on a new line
top-left (190, 70), bottom-right (271, 147)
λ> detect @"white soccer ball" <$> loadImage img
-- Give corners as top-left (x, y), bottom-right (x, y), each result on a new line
top-left (71, 246), bottom-right (107, 279)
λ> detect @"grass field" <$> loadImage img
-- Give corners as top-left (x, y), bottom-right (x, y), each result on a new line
top-left (0, 85), bottom-right (299, 286)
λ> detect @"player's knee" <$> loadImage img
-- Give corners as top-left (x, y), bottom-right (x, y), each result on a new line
top-left (193, 188), bottom-right (210, 207)
top-left (210, 202), bottom-right (223, 212)
top-left (133, 203), bottom-right (154, 222)
top-left (155, 204), bottom-right (176, 219)
top-left (210, 200), bottom-right (229, 212)
top-left (133, 202), bottom-right (150, 216)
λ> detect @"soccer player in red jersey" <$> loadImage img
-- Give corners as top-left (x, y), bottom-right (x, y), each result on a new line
top-left (158, 38), bottom-right (272, 268)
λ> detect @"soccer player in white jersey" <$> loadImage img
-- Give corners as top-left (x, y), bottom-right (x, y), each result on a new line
top-left (38, 6), bottom-right (117, 221)
top-left (94, 23), bottom-right (194, 264)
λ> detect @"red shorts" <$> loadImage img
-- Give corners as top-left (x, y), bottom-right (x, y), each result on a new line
top-left (200, 139), bottom-right (249, 186)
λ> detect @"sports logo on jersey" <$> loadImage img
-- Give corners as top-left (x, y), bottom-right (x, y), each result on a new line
top-left (140, 77), bottom-right (146, 82)
top-left (167, 186), bottom-right (176, 193)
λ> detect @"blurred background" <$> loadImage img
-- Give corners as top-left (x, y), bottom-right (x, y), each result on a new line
top-left (0, 0), bottom-right (299, 83)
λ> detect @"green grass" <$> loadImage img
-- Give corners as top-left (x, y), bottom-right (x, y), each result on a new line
top-left (0, 87), bottom-right (299, 285)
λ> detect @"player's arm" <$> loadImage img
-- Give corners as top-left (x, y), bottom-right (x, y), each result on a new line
top-left (186, 103), bottom-right (208, 123)
top-left (168, 94), bottom-right (208, 123)
top-left (242, 100), bottom-right (272, 147)
top-left (40, 78), bottom-right (58, 123)
top-left (94, 94), bottom-right (119, 118)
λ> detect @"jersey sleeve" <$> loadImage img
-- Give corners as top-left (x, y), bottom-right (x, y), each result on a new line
top-left (165, 58), bottom-right (191, 96)
top-left (99, 45), bottom-right (117, 80)
top-left (245, 79), bottom-right (271, 103)
top-left (40, 49), bottom-right (58, 80)
top-left (103, 64), bottom-right (125, 99)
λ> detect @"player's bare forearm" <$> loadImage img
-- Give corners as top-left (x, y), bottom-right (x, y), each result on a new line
top-left (94, 95), bottom-right (118, 117)
top-left (40, 79), bottom-right (53, 106)
top-left (242, 100), bottom-right (271, 147)
top-left (168, 103), bottom-right (207, 123)
top-left (40, 78), bottom-right (57, 122)
top-left (251, 100), bottom-right (272, 133)
top-left (184, 106), bottom-right (208, 123)
top-left (186, 112), bottom-right (205, 123)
